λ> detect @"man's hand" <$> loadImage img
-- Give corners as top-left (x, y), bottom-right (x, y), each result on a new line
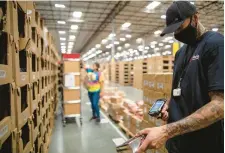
top-left (160, 103), bottom-right (169, 121)
top-left (136, 127), bottom-right (169, 153)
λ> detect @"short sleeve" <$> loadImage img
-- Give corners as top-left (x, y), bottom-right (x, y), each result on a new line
top-left (205, 44), bottom-right (224, 91)
top-left (86, 68), bottom-right (93, 73)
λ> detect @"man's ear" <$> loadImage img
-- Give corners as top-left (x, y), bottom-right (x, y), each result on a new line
top-left (193, 13), bottom-right (199, 27)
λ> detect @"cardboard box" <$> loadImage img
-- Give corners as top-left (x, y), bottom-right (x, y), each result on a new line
top-left (12, 44), bottom-right (30, 87)
top-left (64, 61), bottom-right (80, 73)
top-left (0, 82), bottom-right (16, 143)
top-left (0, 130), bottom-right (17, 153)
top-left (64, 103), bottom-right (81, 115)
top-left (63, 89), bottom-right (80, 101)
top-left (0, 33), bottom-right (14, 85)
top-left (143, 104), bottom-right (151, 121)
top-left (155, 74), bottom-right (166, 92)
top-left (30, 82), bottom-right (40, 114)
top-left (15, 84), bottom-right (31, 129)
top-left (1, 2), bottom-right (18, 40)
top-left (18, 121), bottom-right (32, 153)
top-left (0, 117), bottom-right (13, 147)
top-left (110, 96), bottom-right (122, 104)
top-left (153, 91), bottom-right (165, 102)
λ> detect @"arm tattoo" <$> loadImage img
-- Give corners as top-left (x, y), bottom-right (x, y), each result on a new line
top-left (165, 91), bottom-right (224, 139)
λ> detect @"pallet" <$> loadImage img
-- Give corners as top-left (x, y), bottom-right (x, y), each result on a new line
top-left (108, 114), bottom-right (120, 124)
top-left (118, 122), bottom-right (135, 138)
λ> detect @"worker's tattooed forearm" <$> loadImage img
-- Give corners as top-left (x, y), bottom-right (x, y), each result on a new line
top-left (164, 91), bottom-right (224, 138)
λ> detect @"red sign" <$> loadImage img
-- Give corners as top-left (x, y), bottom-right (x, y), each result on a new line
top-left (62, 53), bottom-right (80, 59)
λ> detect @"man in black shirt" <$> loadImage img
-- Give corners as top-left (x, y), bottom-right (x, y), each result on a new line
top-left (136, 2), bottom-right (224, 153)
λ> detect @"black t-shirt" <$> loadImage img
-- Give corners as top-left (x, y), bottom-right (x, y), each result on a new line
top-left (166, 31), bottom-right (224, 153)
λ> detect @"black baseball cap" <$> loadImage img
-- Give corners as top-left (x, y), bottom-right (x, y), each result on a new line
top-left (160, 1), bottom-right (197, 37)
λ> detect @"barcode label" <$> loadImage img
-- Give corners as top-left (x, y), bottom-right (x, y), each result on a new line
top-left (0, 125), bottom-right (8, 138)
top-left (0, 70), bottom-right (6, 78)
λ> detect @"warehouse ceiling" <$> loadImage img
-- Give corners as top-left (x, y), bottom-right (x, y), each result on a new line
top-left (35, 1), bottom-right (224, 61)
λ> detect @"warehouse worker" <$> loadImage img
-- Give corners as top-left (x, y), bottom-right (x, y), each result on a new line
top-left (136, 2), bottom-right (224, 153)
top-left (85, 62), bottom-right (104, 123)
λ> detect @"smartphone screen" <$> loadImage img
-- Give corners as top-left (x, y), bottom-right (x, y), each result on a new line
top-left (151, 100), bottom-right (165, 112)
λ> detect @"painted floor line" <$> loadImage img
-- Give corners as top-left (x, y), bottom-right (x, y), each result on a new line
top-left (100, 110), bottom-right (128, 141)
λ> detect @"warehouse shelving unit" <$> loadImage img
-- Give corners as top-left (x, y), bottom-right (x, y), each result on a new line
top-left (0, 2), bottom-right (60, 153)
top-left (62, 53), bottom-right (82, 127)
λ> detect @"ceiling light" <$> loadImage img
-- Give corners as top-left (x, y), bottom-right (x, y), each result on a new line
top-left (55, 4), bottom-right (65, 8)
top-left (120, 38), bottom-right (126, 41)
top-left (59, 31), bottom-right (66, 34)
top-left (136, 38), bottom-right (143, 44)
top-left (61, 50), bottom-right (66, 53)
top-left (151, 45), bottom-right (155, 49)
top-left (154, 48), bottom-right (160, 51)
top-left (159, 43), bottom-right (164, 47)
top-left (125, 34), bottom-right (132, 38)
top-left (146, 1), bottom-right (161, 10)
top-left (57, 21), bottom-right (66, 24)
top-left (71, 25), bottom-right (78, 30)
top-left (128, 49), bottom-right (133, 52)
top-left (101, 39), bottom-right (108, 44)
top-left (68, 45), bottom-right (73, 49)
top-left (68, 19), bottom-right (84, 23)
top-left (145, 46), bottom-right (150, 50)
top-left (114, 41), bottom-right (119, 45)
top-left (109, 33), bottom-right (116, 38)
top-left (154, 30), bottom-right (162, 35)
top-left (68, 42), bottom-right (74, 45)
top-left (125, 43), bottom-right (130, 48)
top-left (60, 38), bottom-right (66, 41)
top-left (151, 41), bottom-right (158, 45)
top-left (69, 35), bottom-right (76, 40)
top-left (117, 46), bottom-right (122, 51)
top-left (165, 45), bottom-right (171, 49)
top-left (169, 40), bottom-right (174, 43)
top-left (95, 44), bottom-right (101, 48)
top-left (122, 22), bottom-right (131, 28)
top-left (61, 43), bottom-right (65, 45)
top-left (212, 28), bottom-right (219, 31)
top-left (97, 50), bottom-right (102, 54)
top-left (167, 36), bottom-right (173, 40)
top-left (106, 45), bottom-right (111, 49)
top-left (73, 11), bottom-right (82, 18)
top-left (161, 15), bottom-right (166, 19)
top-left (61, 46), bottom-right (66, 49)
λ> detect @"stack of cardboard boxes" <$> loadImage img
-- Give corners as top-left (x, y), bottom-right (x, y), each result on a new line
top-left (142, 73), bottom-right (173, 126)
top-left (63, 55), bottom-right (81, 117)
top-left (133, 56), bottom-right (174, 90)
top-left (0, 2), bottom-right (60, 153)
top-left (110, 61), bottom-right (116, 83)
top-left (116, 63), bottom-right (119, 83)
top-left (119, 61), bottom-right (132, 86)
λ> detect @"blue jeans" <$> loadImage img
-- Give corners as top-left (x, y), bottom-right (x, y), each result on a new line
top-left (88, 91), bottom-right (100, 118)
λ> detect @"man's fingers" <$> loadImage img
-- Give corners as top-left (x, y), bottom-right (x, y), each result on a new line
top-left (135, 129), bottom-right (149, 137)
top-left (161, 104), bottom-right (168, 113)
top-left (162, 112), bottom-right (169, 121)
top-left (136, 138), bottom-right (149, 153)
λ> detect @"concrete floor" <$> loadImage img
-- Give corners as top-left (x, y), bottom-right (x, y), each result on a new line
top-left (49, 84), bottom-right (143, 153)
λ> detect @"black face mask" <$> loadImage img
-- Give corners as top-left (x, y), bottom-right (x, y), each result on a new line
top-left (174, 18), bottom-right (197, 45)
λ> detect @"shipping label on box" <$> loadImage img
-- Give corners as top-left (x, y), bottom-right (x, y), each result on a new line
top-left (148, 81), bottom-right (155, 90)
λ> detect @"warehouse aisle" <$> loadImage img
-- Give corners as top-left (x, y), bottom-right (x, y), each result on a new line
top-left (48, 85), bottom-right (140, 153)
